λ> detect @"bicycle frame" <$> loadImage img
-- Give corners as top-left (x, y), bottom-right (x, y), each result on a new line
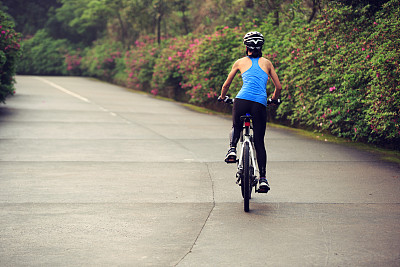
top-left (236, 117), bottom-right (258, 189)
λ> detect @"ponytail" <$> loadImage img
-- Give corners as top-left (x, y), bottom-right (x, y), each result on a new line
top-left (246, 46), bottom-right (263, 58)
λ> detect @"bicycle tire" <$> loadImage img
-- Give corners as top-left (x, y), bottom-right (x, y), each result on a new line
top-left (243, 142), bottom-right (250, 212)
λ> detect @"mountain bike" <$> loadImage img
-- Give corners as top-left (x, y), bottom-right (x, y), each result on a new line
top-left (218, 96), bottom-right (281, 212)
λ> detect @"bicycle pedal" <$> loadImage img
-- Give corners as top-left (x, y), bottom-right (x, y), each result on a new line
top-left (225, 156), bottom-right (237, 164)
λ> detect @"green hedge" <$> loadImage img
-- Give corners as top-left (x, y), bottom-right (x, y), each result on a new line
top-left (0, 10), bottom-right (21, 103)
top-left (277, 0), bottom-right (399, 147)
top-left (80, 40), bottom-right (125, 82)
top-left (17, 29), bottom-right (71, 75)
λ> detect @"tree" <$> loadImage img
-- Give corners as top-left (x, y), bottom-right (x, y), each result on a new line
top-left (173, 0), bottom-right (191, 35)
top-left (152, 0), bottom-right (170, 44)
top-left (0, 0), bottom-right (60, 36)
top-left (51, 0), bottom-right (106, 45)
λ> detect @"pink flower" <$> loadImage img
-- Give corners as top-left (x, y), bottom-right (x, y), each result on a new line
top-left (362, 48), bottom-right (365, 51)
top-left (366, 55), bottom-right (370, 59)
top-left (329, 86), bottom-right (336, 92)
top-left (374, 22), bottom-right (378, 25)
top-left (168, 56), bottom-right (172, 61)
top-left (151, 89), bottom-right (158, 96)
top-left (318, 48), bottom-right (320, 51)
top-left (336, 44), bottom-right (339, 49)
top-left (354, 128), bottom-right (357, 133)
top-left (294, 57), bottom-right (297, 60)
top-left (291, 50), bottom-right (295, 54)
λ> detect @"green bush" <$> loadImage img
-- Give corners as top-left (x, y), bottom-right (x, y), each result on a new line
top-left (0, 10), bottom-right (21, 103)
top-left (17, 29), bottom-right (70, 75)
top-left (80, 39), bottom-right (124, 82)
top-left (151, 35), bottom-right (203, 101)
top-left (184, 27), bottom-right (241, 105)
top-left (65, 49), bottom-right (83, 76)
top-left (126, 36), bottom-right (160, 92)
top-left (276, 0), bottom-right (399, 146)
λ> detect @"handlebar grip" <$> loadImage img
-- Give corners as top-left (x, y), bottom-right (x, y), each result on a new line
top-left (267, 98), bottom-right (281, 106)
top-left (218, 96), bottom-right (233, 104)
top-left (225, 98), bottom-right (233, 104)
top-left (217, 96), bottom-right (227, 102)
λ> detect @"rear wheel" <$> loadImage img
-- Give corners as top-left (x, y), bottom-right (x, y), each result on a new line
top-left (243, 142), bottom-right (250, 212)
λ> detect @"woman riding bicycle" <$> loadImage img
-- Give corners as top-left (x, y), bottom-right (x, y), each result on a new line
top-left (219, 31), bottom-right (282, 193)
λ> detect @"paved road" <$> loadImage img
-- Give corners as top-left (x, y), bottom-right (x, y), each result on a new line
top-left (0, 76), bottom-right (399, 266)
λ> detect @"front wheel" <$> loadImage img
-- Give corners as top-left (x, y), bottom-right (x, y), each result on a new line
top-left (243, 142), bottom-right (250, 212)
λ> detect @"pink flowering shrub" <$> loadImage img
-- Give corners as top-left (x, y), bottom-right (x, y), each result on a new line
top-left (65, 49), bottom-right (82, 76)
top-left (125, 36), bottom-right (159, 91)
top-left (150, 36), bottom-right (195, 100)
top-left (80, 40), bottom-right (124, 82)
top-left (183, 26), bottom-right (243, 105)
top-left (276, 0), bottom-right (400, 147)
top-left (0, 10), bottom-right (21, 102)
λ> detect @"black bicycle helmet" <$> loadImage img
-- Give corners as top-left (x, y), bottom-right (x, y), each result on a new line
top-left (243, 31), bottom-right (264, 49)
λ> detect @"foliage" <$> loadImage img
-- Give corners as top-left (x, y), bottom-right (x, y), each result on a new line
top-left (17, 29), bottom-right (70, 75)
top-left (125, 36), bottom-right (160, 92)
top-left (80, 39), bottom-right (124, 82)
top-left (276, 0), bottom-right (399, 147)
top-left (0, 0), bottom-right (61, 36)
top-left (49, 0), bottom-right (107, 46)
top-left (184, 27), bottom-right (241, 104)
top-left (151, 35), bottom-right (202, 101)
top-left (65, 49), bottom-right (83, 76)
top-left (0, 10), bottom-right (21, 103)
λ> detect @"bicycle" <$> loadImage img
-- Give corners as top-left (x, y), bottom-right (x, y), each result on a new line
top-left (218, 96), bottom-right (281, 212)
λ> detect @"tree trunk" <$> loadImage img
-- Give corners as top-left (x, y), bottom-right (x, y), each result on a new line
top-left (308, 0), bottom-right (318, 23)
top-left (180, 4), bottom-right (189, 35)
top-left (157, 14), bottom-right (162, 44)
top-left (274, 9), bottom-right (279, 26)
top-left (116, 12), bottom-right (126, 48)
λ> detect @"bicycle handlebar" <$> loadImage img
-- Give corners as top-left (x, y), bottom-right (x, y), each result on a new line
top-left (218, 96), bottom-right (281, 106)
top-left (217, 96), bottom-right (234, 104)
top-left (267, 98), bottom-right (282, 106)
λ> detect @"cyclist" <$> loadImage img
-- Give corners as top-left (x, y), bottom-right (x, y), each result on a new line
top-left (219, 31), bottom-right (282, 193)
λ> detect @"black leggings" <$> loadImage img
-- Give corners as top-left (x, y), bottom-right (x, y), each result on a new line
top-left (230, 98), bottom-right (267, 177)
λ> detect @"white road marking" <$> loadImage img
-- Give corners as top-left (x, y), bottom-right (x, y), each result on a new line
top-left (34, 77), bottom-right (90, 103)
top-left (34, 77), bottom-right (131, 124)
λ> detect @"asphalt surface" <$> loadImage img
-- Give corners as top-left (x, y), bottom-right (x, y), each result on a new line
top-left (0, 76), bottom-right (399, 266)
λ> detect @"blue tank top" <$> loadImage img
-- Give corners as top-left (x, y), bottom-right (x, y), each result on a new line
top-left (236, 57), bottom-right (269, 106)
